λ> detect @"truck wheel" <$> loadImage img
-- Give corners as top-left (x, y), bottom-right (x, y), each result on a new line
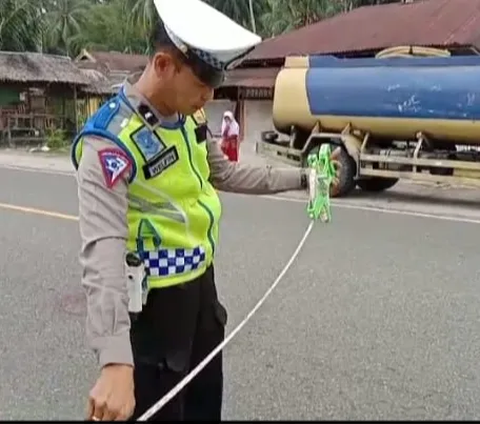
top-left (356, 177), bottom-right (398, 192)
top-left (303, 143), bottom-right (356, 198)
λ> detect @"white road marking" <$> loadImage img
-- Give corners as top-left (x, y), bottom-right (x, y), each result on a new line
top-left (262, 194), bottom-right (480, 225)
top-left (0, 164), bottom-right (478, 225)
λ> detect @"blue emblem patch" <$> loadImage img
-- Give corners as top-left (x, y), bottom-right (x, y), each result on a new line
top-left (131, 127), bottom-right (165, 160)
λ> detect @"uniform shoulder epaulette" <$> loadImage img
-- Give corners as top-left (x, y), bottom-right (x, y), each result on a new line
top-left (88, 96), bottom-right (134, 136)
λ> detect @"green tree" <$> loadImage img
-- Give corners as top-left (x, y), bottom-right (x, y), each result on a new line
top-left (0, 0), bottom-right (43, 52)
top-left (128, 0), bottom-right (158, 39)
top-left (206, 0), bottom-right (262, 32)
top-left (126, 0), bottom-right (262, 44)
top-left (83, 0), bottom-right (151, 54)
top-left (0, 0), bottom-right (407, 57)
top-left (260, 0), bottom-right (343, 37)
top-left (42, 0), bottom-right (91, 56)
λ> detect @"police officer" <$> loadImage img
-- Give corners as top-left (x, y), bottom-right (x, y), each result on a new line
top-left (72, 0), bottom-right (340, 421)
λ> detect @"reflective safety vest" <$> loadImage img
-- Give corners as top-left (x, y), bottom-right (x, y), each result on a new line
top-left (71, 93), bottom-right (222, 289)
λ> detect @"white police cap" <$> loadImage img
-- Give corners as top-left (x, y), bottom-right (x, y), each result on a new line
top-left (153, 0), bottom-right (262, 88)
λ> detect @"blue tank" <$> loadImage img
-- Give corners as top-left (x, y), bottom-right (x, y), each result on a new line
top-left (272, 55), bottom-right (480, 144)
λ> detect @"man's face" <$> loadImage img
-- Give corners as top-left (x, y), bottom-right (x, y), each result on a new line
top-left (152, 51), bottom-right (214, 116)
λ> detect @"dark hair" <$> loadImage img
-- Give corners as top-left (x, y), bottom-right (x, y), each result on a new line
top-left (149, 20), bottom-right (180, 59)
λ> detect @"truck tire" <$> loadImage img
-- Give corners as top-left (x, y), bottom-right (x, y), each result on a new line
top-left (303, 143), bottom-right (356, 198)
top-left (356, 177), bottom-right (399, 192)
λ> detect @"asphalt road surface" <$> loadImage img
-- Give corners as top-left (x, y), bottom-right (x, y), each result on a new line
top-left (0, 166), bottom-right (479, 420)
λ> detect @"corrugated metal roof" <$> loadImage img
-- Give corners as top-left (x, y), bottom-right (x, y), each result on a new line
top-left (76, 49), bottom-right (148, 74)
top-left (247, 0), bottom-right (480, 61)
top-left (88, 50), bottom-right (148, 73)
top-left (75, 49), bottom-right (277, 88)
top-left (223, 67), bottom-right (280, 87)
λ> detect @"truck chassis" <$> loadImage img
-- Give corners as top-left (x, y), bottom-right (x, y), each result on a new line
top-left (256, 122), bottom-right (480, 197)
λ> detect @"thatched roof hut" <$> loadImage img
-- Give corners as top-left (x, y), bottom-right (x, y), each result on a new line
top-left (75, 49), bottom-right (148, 75)
top-left (79, 68), bottom-right (116, 95)
top-left (0, 51), bottom-right (90, 86)
top-left (74, 49), bottom-right (146, 90)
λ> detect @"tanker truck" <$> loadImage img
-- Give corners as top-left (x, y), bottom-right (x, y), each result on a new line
top-left (255, 46), bottom-right (480, 197)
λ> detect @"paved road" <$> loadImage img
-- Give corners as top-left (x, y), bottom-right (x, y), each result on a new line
top-left (0, 167), bottom-right (480, 420)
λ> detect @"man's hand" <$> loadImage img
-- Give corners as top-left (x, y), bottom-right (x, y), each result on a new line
top-left (86, 364), bottom-right (135, 421)
top-left (329, 147), bottom-right (343, 197)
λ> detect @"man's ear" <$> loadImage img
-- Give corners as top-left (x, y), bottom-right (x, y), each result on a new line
top-left (152, 51), bottom-right (177, 78)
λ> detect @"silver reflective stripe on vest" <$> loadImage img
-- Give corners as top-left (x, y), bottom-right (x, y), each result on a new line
top-left (128, 193), bottom-right (186, 224)
top-left (131, 180), bottom-right (190, 233)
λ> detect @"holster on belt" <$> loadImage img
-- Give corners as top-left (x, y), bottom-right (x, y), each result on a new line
top-left (125, 252), bottom-right (148, 319)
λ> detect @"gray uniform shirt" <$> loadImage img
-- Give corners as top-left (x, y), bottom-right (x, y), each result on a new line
top-left (77, 82), bottom-right (303, 368)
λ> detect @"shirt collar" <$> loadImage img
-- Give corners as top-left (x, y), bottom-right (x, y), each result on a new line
top-left (121, 73), bottom-right (181, 128)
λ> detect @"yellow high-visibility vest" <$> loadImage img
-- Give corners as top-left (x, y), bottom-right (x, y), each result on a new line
top-left (72, 96), bottom-right (222, 289)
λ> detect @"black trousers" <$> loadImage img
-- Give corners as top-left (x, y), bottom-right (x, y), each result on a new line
top-left (129, 265), bottom-right (227, 421)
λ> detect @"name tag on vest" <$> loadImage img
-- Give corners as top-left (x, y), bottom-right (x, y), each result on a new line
top-left (143, 146), bottom-right (179, 179)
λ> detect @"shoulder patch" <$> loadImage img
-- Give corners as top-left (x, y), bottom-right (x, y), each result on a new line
top-left (131, 127), bottom-right (166, 161)
top-left (98, 148), bottom-right (132, 189)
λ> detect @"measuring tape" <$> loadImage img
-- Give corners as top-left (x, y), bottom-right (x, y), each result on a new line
top-left (138, 145), bottom-right (335, 421)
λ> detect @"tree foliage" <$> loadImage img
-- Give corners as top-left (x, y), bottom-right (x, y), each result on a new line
top-left (0, 0), bottom-right (403, 56)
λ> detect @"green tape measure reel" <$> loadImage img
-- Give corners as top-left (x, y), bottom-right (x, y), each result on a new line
top-left (306, 144), bottom-right (336, 222)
